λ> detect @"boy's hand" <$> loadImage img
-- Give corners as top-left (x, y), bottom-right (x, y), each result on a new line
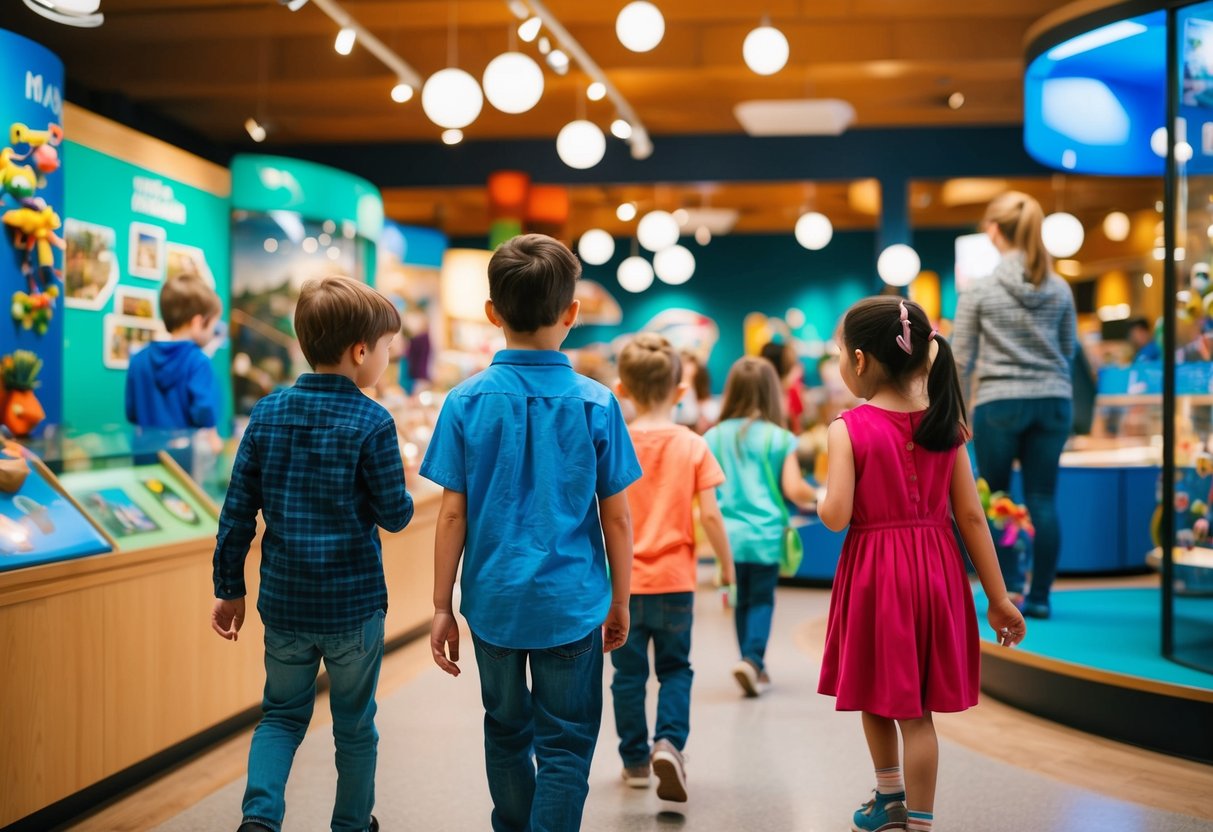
top-left (602, 601), bottom-right (629, 653)
top-left (720, 563), bottom-right (736, 587)
top-left (431, 611), bottom-right (461, 676)
top-left (211, 597), bottom-right (245, 641)
top-left (988, 597), bottom-right (1026, 647)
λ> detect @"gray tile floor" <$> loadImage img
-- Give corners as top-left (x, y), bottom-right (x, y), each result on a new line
top-left (156, 585), bottom-right (1213, 831)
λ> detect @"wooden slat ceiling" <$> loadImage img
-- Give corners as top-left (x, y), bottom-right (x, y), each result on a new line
top-left (10, 0), bottom-right (1060, 144)
top-left (385, 176), bottom-right (1163, 239)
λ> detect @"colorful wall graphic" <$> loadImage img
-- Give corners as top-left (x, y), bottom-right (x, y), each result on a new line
top-left (62, 138), bottom-right (231, 435)
top-left (0, 29), bottom-right (65, 434)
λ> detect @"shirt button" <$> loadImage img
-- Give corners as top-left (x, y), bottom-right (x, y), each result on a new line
top-left (906, 442), bottom-right (915, 451)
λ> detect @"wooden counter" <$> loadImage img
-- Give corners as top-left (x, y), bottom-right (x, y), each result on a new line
top-left (0, 487), bottom-right (439, 828)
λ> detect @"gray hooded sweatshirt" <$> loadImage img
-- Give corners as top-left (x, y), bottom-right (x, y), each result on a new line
top-left (951, 250), bottom-right (1077, 408)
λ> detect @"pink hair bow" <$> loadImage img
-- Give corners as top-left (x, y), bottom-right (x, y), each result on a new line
top-left (896, 301), bottom-right (913, 355)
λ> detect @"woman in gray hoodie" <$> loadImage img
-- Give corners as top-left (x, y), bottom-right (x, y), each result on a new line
top-left (952, 192), bottom-right (1077, 619)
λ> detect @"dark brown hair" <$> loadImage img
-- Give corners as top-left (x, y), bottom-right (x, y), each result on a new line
top-left (488, 233), bottom-right (580, 333)
top-left (159, 272), bottom-right (221, 332)
top-left (294, 276), bottom-right (401, 369)
top-left (682, 350), bottom-right (711, 400)
top-left (719, 357), bottom-right (784, 427)
top-left (841, 296), bottom-right (967, 451)
top-left (619, 333), bottom-right (681, 408)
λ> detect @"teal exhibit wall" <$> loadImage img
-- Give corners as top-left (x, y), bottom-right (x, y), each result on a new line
top-left (62, 140), bottom-right (231, 434)
top-left (0, 30), bottom-right (65, 432)
top-left (546, 230), bottom-right (961, 391)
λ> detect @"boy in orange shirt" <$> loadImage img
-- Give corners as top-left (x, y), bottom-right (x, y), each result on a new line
top-left (610, 334), bottom-right (735, 803)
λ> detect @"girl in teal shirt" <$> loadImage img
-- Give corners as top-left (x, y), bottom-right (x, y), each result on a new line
top-left (704, 357), bottom-right (816, 696)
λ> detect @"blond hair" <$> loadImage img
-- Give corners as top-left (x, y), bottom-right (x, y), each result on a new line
top-left (159, 272), bottom-right (221, 332)
top-left (983, 191), bottom-right (1049, 286)
top-left (294, 276), bottom-right (401, 368)
top-left (618, 333), bottom-right (681, 408)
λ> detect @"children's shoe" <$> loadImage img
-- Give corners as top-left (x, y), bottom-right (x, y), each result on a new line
top-left (237, 823), bottom-right (273, 832)
top-left (732, 659), bottom-right (760, 697)
top-left (852, 790), bottom-right (908, 831)
top-left (756, 670), bottom-right (772, 695)
top-left (622, 763), bottom-right (651, 788)
top-left (369, 816), bottom-right (379, 832)
top-left (1023, 601), bottom-right (1051, 619)
top-left (651, 738), bottom-right (688, 803)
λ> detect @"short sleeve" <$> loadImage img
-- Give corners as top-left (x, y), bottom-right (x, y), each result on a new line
top-left (594, 396), bottom-right (642, 498)
top-left (776, 425), bottom-right (796, 459)
top-left (419, 393), bottom-right (467, 492)
top-left (693, 434), bottom-right (725, 491)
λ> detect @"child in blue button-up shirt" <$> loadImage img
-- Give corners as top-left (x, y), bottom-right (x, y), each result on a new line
top-left (211, 276), bottom-right (413, 832)
top-left (423, 234), bottom-right (641, 832)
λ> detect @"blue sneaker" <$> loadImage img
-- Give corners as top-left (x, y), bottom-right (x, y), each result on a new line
top-left (852, 790), bottom-right (908, 831)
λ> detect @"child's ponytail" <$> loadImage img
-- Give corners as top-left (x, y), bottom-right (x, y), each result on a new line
top-left (916, 334), bottom-right (969, 452)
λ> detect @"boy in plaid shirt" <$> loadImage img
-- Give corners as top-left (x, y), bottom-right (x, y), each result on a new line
top-left (212, 276), bottom-right (414, 832)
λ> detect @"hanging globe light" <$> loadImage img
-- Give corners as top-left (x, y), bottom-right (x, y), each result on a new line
top-left (556, 120), bottom-right (606, 170)
top-left (1041, 212), bottom-right (1085, 258)
top-left (654, 245), bottom-right (695, 285)
top-left (617, 256), bottom-right (655, 292)
top-left (637, 210), bottom-right (680, 252)
top-left (743, 24), bottom-right (789, 75)
top-left (616, 1), bottom-right (665, 53)
top-left (794, 212), bottom-right (833, 250)
top-left (422, 68), bottom-right (484, 129)
top-left (482, 52), bottom-right (544, 114)
top-left (1102, 211), bottom-right (1130, 242)
top-left (877, 244), bottom-right (921, 287)
top-left (577, 229), bottom-right (615, 266)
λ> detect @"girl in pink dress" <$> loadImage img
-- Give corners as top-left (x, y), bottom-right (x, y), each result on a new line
top-left (817, 297), bottom-right (1026, 832)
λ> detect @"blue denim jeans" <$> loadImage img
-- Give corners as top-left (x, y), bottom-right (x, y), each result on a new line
top-left (471, 628), bottom-right (603, 832)
top-left (242, 610), bottom-right (385, 832)
top-left (610, 592), bottom-right (694, 766)
top-left (735, 562), bottom-right (780, 672)
top-left (973, 397), bottom-right (1072, 606)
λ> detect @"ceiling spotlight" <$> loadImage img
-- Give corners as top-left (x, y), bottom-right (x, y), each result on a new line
top-left (948, 92), bottom-right (965, 110)
top-left (391, 82), bottom-right (414, 103)
top-left (617, 202), bottom-right (638, 222)
top-left (335, 26), bottom-right (356, 55)
top-left (284, 0), bottom-right (309, 9)
top-left (518, 16), bottom-right (542, 43)
top-left (695, 226), bottom-right (712, 246)
top-left (507, 0), bottom-right (529, 19)
top-left (244, 117), bottom-right (267, 143)
top-left (610, 118), bottom-right (633, 140)
top-left (672, 208), bottom-right (690, 226)
top-left (1103, 211), bottom-right (1130, 242)
top-left (442, 129), bottom-right (464, 145)
top-left (537, 36), bottom-right (552, 55)
top-left (22, 0), bottom-right (104, 26)
top-left (546, 49), bottom-right (570, 75)
top-left (587, 81), bottom-right (607, 102)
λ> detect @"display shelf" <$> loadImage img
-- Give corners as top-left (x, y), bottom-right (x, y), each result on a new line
top-left (0, 453), bottom-right (112, 572)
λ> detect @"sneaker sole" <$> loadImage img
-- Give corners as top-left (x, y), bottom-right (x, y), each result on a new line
top-left (733, 667), bottom-right (758, 697)
top-left (623, 775), bottom-right (651, 789)
top-left (651, 754), bottom-right (687, 803)
top-left (850, 822), bottom-right (905, 832)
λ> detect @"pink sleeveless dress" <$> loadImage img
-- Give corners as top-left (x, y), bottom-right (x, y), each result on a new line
top-left (817, 404), bottom-right (980, 719)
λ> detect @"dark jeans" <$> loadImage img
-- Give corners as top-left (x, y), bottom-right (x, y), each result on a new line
top-left (973, 397), bottom-right (1072, 606)
top-left (610, 592), bottom-right (694, 766)
top-left (471, 628), bottom-right (603, 832)
top-left (242, 610), bottom-right (385, 832)
top-left (735, 562), bottom-right (781, 671)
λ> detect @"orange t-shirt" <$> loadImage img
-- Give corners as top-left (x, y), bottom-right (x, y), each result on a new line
top-left (626, 425), bottom-right (725, 594)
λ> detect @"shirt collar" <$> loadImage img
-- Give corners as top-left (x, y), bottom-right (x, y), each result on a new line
top-left (491, 349), bottom-right (572, 368)
top-left (294, 372), bottom-right (362, 392)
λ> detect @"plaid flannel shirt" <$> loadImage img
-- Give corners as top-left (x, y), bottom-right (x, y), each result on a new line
top-left (213, 373), bottom-right (413, 633)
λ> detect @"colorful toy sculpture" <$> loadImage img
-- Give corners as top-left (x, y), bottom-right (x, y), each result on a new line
top-left (2, 121), bottom-right (63, 331)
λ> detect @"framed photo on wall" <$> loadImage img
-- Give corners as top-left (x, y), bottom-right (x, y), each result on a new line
top-left (128, 222), bottom-right (166, 281)
top-left (63, 219), bottom-right (120, 311)
top-left (102, 313), bottom-right (162, 370)
top-left (113, 285), bottom-right (159, 320)
top-left (165, 242), bottom-right (214, 288)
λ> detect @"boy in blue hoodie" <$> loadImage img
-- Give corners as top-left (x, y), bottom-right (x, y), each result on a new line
top-left (125, 272), bottom-right (222, 431)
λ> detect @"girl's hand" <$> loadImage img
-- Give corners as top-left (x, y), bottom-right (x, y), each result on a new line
top-left (988, 597), bottom-right (1026, 647)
